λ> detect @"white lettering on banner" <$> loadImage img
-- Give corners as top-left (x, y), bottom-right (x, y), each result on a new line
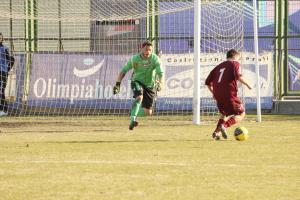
top-left (47, 79), bottom-right (51, 97)
top-left (86, 85), bottom-right (93, 98)
top-left (80, 79), bottom-right (85, 98)
top-left (95, 80), bottom-right (103, 99)
top-left (127, 80), bottom-right (131, 98)
top-left (119, 86), bottom-right (126, 99)
top-left (104, 85), bottom-right (112, 99)
top-left (52, 79), bottom-right (56, 98)
top-left (33, 78), bottom-right (133, 102)
top-left (70, 85), bottom-right (79, 104)
top-left (164, 99), bottom-right (193, 105)
top-left (57, 84), bottom-right (70, 98)
top-left (34, 78), bottom-right (47, 97)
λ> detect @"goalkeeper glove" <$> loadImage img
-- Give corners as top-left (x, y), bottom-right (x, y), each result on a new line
top-left (156, 81), bottom-right (163, 92)
top-left (113, 81), bottom-right (121, 95)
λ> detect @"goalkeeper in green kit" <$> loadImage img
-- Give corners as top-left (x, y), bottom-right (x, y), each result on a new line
top-left (113, 41), bottom-right (164, 130)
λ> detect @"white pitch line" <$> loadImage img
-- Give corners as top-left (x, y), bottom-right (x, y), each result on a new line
top-left (138, 133), bottom-right (300, 138)
top-left (1, 161), bottom-right (298, 169)
top-left (250, 135), bottom-right (300, 138)
top-left (2, 160), bottom-right (191, 166)
top-left (140, 134), bottom-right (164, 136)
top-left (247, 125), bottom-right (300, 129)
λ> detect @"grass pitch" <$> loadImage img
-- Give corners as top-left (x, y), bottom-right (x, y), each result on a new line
top-left (1, 115), bottom-right (300, 199)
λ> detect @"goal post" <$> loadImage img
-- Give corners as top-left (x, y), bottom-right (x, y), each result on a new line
top-left (253, 0), bottom-right (262, 122)
top-left (193, 0), bottom-right (200, 125)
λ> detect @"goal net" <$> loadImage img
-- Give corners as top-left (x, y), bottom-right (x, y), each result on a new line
top-left (0, 0), bottom-right (246, 121)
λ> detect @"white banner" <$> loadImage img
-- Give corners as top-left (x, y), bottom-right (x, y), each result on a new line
top-left (158, 52), bottom-right (274, 109)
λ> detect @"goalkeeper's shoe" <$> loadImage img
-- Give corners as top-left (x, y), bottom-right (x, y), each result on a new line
top-left (218, 124), bottom-right (227, 139)
top-left (212, 132), bottom-right (221, 140)
top-left (129, 121), bottom-right (138, 130)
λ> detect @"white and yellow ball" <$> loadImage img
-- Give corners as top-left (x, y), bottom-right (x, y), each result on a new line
top-left (234, 127), bottom-right (248, 141)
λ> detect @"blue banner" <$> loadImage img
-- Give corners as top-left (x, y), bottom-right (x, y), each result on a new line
top-left (27, 53), bottom-right (135, 109)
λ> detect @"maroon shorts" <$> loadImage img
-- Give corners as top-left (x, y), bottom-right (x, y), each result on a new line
top-left (217, 99), bottom-right (245, 117)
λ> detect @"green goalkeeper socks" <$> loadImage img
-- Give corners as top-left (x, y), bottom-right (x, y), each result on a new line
top-left (130, 100), bottom-right (141, 123)
top-left (137, 108), bottom-right (149, 117)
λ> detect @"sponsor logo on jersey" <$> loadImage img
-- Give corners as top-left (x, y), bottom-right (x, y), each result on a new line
top-left (143, 63), bottom-right (147, 68)
top-left (135, 63), bottom-right (138, 66)
top-left (138, 62), bottom-right (141, 66)
top-left (149, 61), bottom-right (152, 66)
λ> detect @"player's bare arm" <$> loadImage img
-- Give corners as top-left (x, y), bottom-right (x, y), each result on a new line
top-left (117, 72), bottom-right (125, 82)
top-left (206, 85), bottom-right (216, 100)
top-left (238, 77), bottom-right (253, 90)
top-left (206, 85), bottom-right (213, 94)
top-left (158, 76), bottom-right (163, 83)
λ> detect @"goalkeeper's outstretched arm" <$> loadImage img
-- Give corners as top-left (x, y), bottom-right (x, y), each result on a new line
top-left (113, 57), bottom-right (133, 94)
top-left (117, 72), bottom-right (125, 82)
top-left (158, 75), bottom-right (163, 83)
top-left (113, 72), bottom-right (125, 95)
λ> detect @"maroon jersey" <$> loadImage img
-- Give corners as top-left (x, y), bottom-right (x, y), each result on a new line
top-left (205, 61), bottom-right (242, 103)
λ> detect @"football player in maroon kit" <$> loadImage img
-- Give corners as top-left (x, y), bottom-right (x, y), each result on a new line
top-left (205, 49), bottom-right (253, 140)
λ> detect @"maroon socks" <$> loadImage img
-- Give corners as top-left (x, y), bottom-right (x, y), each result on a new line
top-left (224, 117), bottom-right (236, 128)
top-left (215, 117), bottom-right (236, 132)
top-left (215, 119), bottom-right (225, 132)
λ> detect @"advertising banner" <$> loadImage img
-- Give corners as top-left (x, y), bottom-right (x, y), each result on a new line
top-left (27, 52), bottom-right (273, 111)
top-left (27, 53), bottom-right (134, 109)
top-left (155, 52), bottom-right (274, 110)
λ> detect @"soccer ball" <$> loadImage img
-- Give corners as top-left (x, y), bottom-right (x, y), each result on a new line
top-left (234, 127), bottom-right (248, 141)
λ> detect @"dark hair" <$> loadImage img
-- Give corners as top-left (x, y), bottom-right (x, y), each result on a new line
top-left (0, 32), bottom-right (3, 39)
top-left (226, 49), bottom-right (239, 59)
top-left (142, 41), bottom-right (153, 48)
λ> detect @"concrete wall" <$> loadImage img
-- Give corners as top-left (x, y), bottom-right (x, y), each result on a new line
top-left (275, 100), bottom-right (300, 115)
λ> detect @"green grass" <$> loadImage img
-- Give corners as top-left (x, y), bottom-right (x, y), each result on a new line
top-left (1, 115), bottom-right (300, 199)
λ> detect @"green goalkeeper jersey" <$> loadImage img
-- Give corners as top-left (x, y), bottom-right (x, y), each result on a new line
top-left (121, 53), bottom-right (164, 88)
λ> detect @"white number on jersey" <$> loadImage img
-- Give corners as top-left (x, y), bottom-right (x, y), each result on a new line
top-left (218, 68), bottom-right (225, 83)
